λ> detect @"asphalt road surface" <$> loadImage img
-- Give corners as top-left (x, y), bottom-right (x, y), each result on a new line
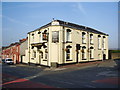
top-left (1, 60), bottom-right (120, 89)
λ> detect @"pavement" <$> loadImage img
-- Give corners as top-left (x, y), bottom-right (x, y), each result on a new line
top-left (1, 59), bottom-right (120, 89)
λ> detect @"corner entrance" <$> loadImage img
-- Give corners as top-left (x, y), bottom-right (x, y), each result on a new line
top-left (103, 54), bottom-right (106, 60)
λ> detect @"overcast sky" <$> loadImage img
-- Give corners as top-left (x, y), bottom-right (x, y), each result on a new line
top-left (2, 2), bottom-right (118, 49)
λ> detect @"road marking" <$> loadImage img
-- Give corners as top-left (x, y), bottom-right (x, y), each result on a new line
top-left (93, 77), bottom-right (120, 85)
top-left (56, 80), bottom-right (74, 85)
top-left (9, 65), bottom-right (16, 67)
top-left (1, 78), bottom-right (28, 85)
top-left (49, 78), bottom-right (74, 85)
top-left (85, 85), bottom-right (96, 88)
top-left (96, 71), bottom-right (117, 77)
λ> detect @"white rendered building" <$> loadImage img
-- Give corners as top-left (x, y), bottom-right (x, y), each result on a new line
top-left (23, 20), bottom-right (109, 67)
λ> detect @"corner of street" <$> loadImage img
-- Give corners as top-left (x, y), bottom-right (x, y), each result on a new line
top-left (1, 59), bottom-right (120, 89)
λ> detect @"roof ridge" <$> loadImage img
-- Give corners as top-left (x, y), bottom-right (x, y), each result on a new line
top-left (28, 19), bottom-right (108, 36)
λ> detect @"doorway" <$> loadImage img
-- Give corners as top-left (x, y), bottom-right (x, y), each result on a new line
top-left (103, 54), bottom-right (106, 60)
top-left (76, 44), bottom-right (80, 63)
top-left (39, 55), bottom-right (41, 65)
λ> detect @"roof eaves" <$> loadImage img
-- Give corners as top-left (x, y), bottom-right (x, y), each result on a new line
top-left (27, 22), bottom-right (51, 34)
top-left (57, 19), bottom-right (108, 36)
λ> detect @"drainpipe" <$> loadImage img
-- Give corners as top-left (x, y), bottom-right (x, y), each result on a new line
top-left (28, 33), bottom-right (30, 65)
top-left (47, 28), bottom-right (49, 66)
top-left (87, 31), bottom-right (89, 62)
top-left (63, 26), bottom-right (65, 64)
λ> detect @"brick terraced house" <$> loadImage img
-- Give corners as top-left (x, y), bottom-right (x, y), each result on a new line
top-left (2, 42), bottom-right (20, 64)
top-left (23, 20), bottom-right (109, 67)
top-left (2, 38), bottom-right (28, 64)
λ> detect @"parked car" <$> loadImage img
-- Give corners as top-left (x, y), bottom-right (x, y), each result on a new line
top-left (2, 59), bottom-right (5, 63)
top-left (5, 58), bottom-right (14, 65)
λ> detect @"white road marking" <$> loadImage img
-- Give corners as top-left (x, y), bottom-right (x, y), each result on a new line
top-left (85, 85), bottom-right (96, 88)
top-left (9, 65), bottom-right (16, 67)
top-left (96, 71), bottom-right (117, 77)
top-left (55, 80), bottom-right (74, 85)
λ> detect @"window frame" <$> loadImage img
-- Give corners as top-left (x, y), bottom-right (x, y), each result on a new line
top-left (66, 29), bottom-right (72, 42)
top-left (42, 33), bottom-right (48, 41)
top-left (52, 31), bottom-right (59, 43)
top-left (66, 48), bottom-right (70, 60)
top-left (90, 47), bottom-right (94, 59)
top-left (82, 32), bottom-right (86, 44)
top-left (90, 34), bottom-right (93, 44)
top-left (98, 35), bottom-right (101, 49)
top-left (103, 36), bottom-right (106, 49)
top-left (82, 46), bottom-right (86, 60)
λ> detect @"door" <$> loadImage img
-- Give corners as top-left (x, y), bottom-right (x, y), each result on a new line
top-left (76, 51), bottom-right (79, 63)
top-left (76, 44), bottom-right (80, 63)
top-left (39, 55), bottom-right (41, 65)
top-left (103, 54), bottom-right (106, 60)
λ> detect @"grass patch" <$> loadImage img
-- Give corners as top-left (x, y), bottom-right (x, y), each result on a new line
top-left (109, 50), bottom-right (120, 53)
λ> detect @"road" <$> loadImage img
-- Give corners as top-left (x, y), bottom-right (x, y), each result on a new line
top-left (1, 59), bottom-right (120, 89)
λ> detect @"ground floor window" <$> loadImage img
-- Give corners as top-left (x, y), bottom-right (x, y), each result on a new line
top-left (98, 54), bottom-right (101, 60)
top-left (82, 46), bottom-right (86, 60)
top-left (32, 51), bottom-right (36, 58)
top-left (66, 48), bottom-right (70, 59)
top-left (90, 47), bottom-right (94, 59)
top-left (40, 51), bottom-right (43, 59)
top-left (82, 51), bottom-right (85, 59)
top-left (45, 49), bottom-right (48, 59)
top-left (66, 45), bottom-right (72, 60)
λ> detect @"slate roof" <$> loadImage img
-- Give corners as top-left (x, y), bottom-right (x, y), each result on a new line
top-left (28, 20), bottom-right (109, 36)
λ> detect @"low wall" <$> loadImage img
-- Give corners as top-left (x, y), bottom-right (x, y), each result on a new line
top-left (111, 53), bottom-right (120, 59)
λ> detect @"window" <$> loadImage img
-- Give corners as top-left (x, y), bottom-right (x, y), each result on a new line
top-left (98, 54), bottom-right (101, 60)
top-left (98, 35), bottom-right (101, 49)
top-left (66, 29), bottom-right (71, 41)
top-left (34, 51), bottom-right (36, 58)
top-left (32, 34), bottom-right (34, 42)
top-left (42, 33), bottom-right (48, 40)
top-left (41, 51), bottom-right (43, 59)
top-left (82, 46), bottom-right (86, 59)
top-left (90, 34), bottom-right (93, 44)
top-left (32, 50), bottom-right (36, 58)
top-left (82, 32), bottom-right (86, 44)
top-left (103, 36), bottom-right (106, 49)
top-left (45, 49), bottom-right (48, 59)
top-left (39, 33), bottom-right (42, 42)
top-left (90, 47), bottom-right (94, 59)
top-left (66, 48), bottom-right (70, 59)
top-left (66, 45), bottom-right (72, 60)
top-left (52, 31), bottom-right (59, 43)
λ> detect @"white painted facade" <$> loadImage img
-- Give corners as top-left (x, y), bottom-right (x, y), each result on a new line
top-left (23, 20), bottom-right (109, 67)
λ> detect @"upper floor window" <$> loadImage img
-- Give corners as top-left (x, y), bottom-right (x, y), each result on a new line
top-left (52, 31), bottom-right (59, 43)
top-left (42, 33), bottom-right (48, 40)
top-left (98, 35), bottom-right (101, 49)
top-left (38, 31), bottom-right (42, 42)
top-left (39, 33), bottom-right (42, 42)
top-left (66, 29), bottom-right (71, 42)
top-left (42, 30), bottom-right (48, 41)
top-left (82, 32), bottom-right (86, 44)
top-left (32, 33), bottom-right (34, 42)
top-left (103, 36), bottom-right (106, 49)
top-left (90, 34), bottom-right (93, 44)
